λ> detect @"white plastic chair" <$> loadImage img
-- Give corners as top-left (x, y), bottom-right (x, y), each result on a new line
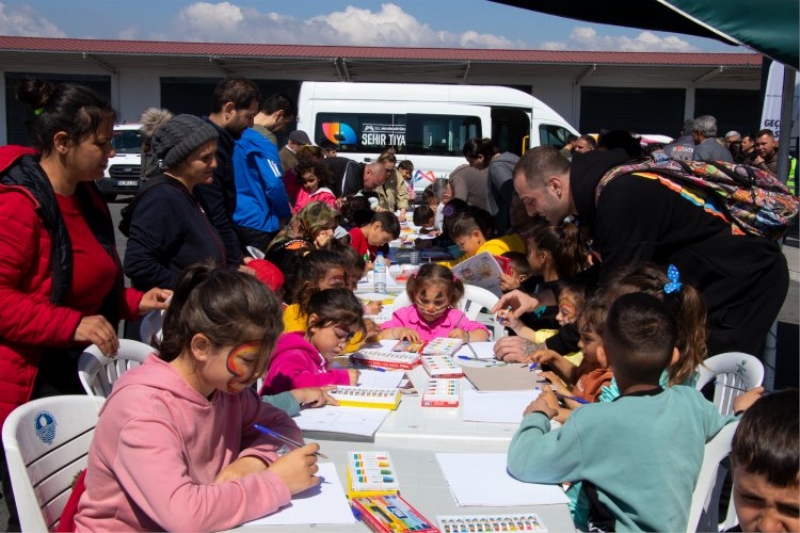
top-left (77, 339), bottom-right (154, 398)
top-left (695, 352), bottom-right (764, 415)
top-left (686, 421), bottom-right (739, 533)
top-left (390, 285), bottom-right (505, 339)
top-left (139, 309), bottom-right (164, 347)
top-left (2, 395), bottom-right (105, 532)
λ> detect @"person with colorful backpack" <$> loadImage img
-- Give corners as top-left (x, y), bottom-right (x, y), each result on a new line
top-left (496, 146), bottom-right (796, 359)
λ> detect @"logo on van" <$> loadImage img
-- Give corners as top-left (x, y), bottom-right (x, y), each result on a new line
top-left (413, 170), bottom-right (436, 185)
top-left (321, 123), bottom-right (357, 145)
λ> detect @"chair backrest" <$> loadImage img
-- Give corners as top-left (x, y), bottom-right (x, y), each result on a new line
top-left (686, 421), bottom-right (739, 533)
top-left (389, 284), bottom-right (504, 339)
top-left (78, 339), bottom-right (154, 398)
top-left (695, 352), bottom-right (764, 415)
top-left (2, 395), bottom-right (105, 532)
top-left (139, 309), bottom-right (165, 347)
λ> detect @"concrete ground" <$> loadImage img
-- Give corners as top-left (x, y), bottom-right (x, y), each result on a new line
top-left (1, 200), bottom-right (798, 531)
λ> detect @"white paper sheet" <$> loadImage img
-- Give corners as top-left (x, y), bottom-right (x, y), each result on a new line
top-left (436, 453), bottom-right (570, 506)
top-left (294, 405), bottom-right (390, 437)
top-left (356, 369), bottom-right (405, 389)
top-left (453, 342), bottom-right (497, 360)
top-left (242, 463), bottom-right (355, 526)
top-left (461, 389), bottom-right (540, 424)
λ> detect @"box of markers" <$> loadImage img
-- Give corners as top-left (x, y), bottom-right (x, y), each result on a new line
top-left (347, 451), bottom-right (400, 499)
top-left (422, 379), bottom-right (460, 407)
top-left (330, 386), bottom-right (402, 410)
top-left (352, 349), bottom-right (420, 370)
top-left (421, 355), bottom-right (464, 378)
top-left (352, 494), bottom-right (439, 533)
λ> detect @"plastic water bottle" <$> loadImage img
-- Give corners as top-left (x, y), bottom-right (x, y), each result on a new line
top-left (374, 251), bottom-right (387, 293)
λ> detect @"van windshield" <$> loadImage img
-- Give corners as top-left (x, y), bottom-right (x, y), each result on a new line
top-left (112, 130), bottom-right (143, 154)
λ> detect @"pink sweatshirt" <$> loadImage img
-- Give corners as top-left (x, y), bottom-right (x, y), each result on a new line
top-left (263, 331), bottom-right (350, 394)
top-left (75, 355), bottom-right (301, 532)
top-left (381, 306), bottom-right (489, 341)
top-left (294, 187), bottom-right (337, 212)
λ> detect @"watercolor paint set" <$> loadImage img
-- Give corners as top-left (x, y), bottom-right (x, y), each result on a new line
top-left (421, 355), bottom-right (464, 379)
top-left (437, 513), bottom-right (546, 532)
top-left (352, 349), bottom-right (421, 370)
top-left (352, 494), bottom-right (439, 533)
top-left (347, 451), bottom-right (401, 498)
top-left (422, 379), bottom-right (460, 407)
top-left (330, 386), bottom-right (402, 410)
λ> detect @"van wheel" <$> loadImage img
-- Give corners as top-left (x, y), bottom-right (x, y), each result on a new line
top-left (103, 193), bottom-right (117, 202)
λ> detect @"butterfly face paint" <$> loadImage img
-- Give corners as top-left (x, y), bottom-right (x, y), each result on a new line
top-left (556, 291), bottom-right (578, 326)
top-left (225, 341), bottom-right (263, 393)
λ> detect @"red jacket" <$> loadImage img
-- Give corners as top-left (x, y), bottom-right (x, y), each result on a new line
top-left (0, 147), bottom-right (142, 428)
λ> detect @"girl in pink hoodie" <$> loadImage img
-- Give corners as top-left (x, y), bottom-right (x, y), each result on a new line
top-left (75, 264), bottom-right (321, 532)
top-left (264, 288), bottom-right (365, 394)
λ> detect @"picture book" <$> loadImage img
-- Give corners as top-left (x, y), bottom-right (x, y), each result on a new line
top-left (330, 386), bottom-right (402, 410)
top-left (421, 356), bottom-right (464, 378)
top-left (422, 378), bottom-right (460, 407)
top-left (352, 349), bottom-right (421, 370)
top-left (450, 251), bottom-right (508, 297)
top-left (347, 451), bottom-right (400, 498)
top-left (437, 513), bottom-right (547, 532)
top-left (351, 494), bottom-right (439, 533)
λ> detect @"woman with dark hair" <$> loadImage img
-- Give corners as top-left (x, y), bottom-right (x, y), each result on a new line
top-left (463, 137), bottom-right (518, 235)
top-left (0, 79), bottom-right (170, 525)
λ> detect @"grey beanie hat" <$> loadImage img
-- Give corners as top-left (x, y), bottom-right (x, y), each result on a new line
top-left (151, 114), bottom-right (219, 169)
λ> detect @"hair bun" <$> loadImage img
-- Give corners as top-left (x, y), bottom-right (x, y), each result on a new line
top-left (15, 78), bottom-right (54, 110)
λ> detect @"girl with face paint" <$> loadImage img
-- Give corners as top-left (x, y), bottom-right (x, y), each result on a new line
top-left (75, 263), bottom-right (323, 532)
top-left (380, 263), bottom-right (490, 343)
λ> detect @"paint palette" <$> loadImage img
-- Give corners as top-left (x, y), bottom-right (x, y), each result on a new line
top-left (422, 378), bottom-right (460, 407)
top-left (437, 513), bottom-right (547, 532)
top-left (330, 386), bottom-right (402, 410)
top-left (347, 451), bottom-right (400, 498)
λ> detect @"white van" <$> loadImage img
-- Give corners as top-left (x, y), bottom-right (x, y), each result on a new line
top-left (297, 82), bottom-right (578, 193)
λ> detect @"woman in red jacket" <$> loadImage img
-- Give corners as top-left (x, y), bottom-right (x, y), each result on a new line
top-left (0, 79), bottom-right (170, 526)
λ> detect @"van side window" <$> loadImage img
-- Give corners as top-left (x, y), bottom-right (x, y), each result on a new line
top-left (314, 112), bottom-right (480, 157)
top-left (315, 113), bottom-right (405, 154)
top-left (405, 114), bottom-right (481, 156)
top-left (539, 124), bottom-right (573, 149)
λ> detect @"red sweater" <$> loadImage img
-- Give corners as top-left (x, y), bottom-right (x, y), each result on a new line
top-left (0, 150), bottom-right (142, 427)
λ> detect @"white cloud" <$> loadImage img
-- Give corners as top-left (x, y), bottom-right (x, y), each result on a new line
top-left (118, 26), bottom-right (139, 40)
top-left (163, 2), bottom-right (525, 48)
top-left (541, 26), bottom-right (698, 53)
top-left (0, 2), bottom-right (65, 37)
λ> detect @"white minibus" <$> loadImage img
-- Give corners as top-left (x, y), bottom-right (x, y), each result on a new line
top-left (297, 82), bottom-right (578, 193)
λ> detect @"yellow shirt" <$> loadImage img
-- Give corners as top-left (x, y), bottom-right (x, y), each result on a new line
top-left (283, 303), bottom-right (365, 353)
top-left (440, 233), bottom-right (527, 269)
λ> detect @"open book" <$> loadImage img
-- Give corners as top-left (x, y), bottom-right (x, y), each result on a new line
top-left (451, 251), bottom-right (511, 297)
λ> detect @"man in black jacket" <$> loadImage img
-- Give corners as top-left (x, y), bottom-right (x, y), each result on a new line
top-left (495, 146), bottom-right (788, 360)
top-left (195, 77), bottom-right (260, 266)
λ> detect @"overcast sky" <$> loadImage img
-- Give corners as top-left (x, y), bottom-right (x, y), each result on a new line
top-left (0, 1), bottom-right (742, 53)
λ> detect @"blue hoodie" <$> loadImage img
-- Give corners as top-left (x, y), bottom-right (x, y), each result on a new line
top-left (232, 127), bottom-right (291, 233)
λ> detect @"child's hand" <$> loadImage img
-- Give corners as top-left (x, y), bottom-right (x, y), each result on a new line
top-left (733, 386), bottom-right (765, 414)
top-left (268, 444), bottom-right (321, 495)
top-left (364, 301), bottom-right (383, 316)
top-left (523, 385), bottom-right (559, 419)
top-left (528, 349), bottom-right (559, 366)
top-left (363, 320), bottom-right (382, 343)
top-left (214, 455), bottom-right (268, 483)
top-left (448, 328), bottom-right (469, 342)
top-left (496, 308), bottom-right (520, 330)
top-left (539, 370), bottom-right (567, 390)
top-left (347, 368), bottom-right (360, 385)
top-left (389, 327), bottom-right (419, 342)
top-left (498, 273), bottom-right (520, 292)
top-left (290, 386), bottom-right (338, 408)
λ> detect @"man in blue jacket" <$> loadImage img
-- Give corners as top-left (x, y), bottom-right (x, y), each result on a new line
top-left (232, 99), bottom-right (292, 251)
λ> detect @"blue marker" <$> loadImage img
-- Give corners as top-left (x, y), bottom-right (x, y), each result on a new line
top-left (528, 362), bottom-right (539, 371)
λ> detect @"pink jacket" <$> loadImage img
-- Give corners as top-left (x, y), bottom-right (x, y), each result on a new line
top-left (263, 331), bottom-right (350, 394)
top-left (381, 306), bottom-right (489, 341)
top-left (75, 355), bottom-right (300, 532)
top-left (294, 187), bottom-right (337, 213)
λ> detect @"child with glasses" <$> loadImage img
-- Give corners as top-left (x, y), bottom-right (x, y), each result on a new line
top-left (75, 263), bottom-right (319, 532)
top-left (381, 263), bottom-right (489, 343)
top-left (264, 288), bottom-right (365, 394)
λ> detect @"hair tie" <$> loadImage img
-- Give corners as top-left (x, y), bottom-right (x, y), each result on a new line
top-left (664, 264), bottom-right (682, 294)
top-left (412, 271), bottom-right (419, 279)
top-left (33, 107), bottom-right (44, 116)
top-left (452, 274), bottom-right (460, 282)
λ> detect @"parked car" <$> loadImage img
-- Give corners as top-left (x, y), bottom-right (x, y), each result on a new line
top-left (97, 124), bottom-right (142, 201)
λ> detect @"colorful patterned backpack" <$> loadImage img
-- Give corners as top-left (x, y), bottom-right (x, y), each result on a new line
top-left (595, 159), bottom-right (799, 240)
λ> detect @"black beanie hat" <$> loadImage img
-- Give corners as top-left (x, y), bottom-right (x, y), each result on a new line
top-left (151, 114), bottom-right (219, 169)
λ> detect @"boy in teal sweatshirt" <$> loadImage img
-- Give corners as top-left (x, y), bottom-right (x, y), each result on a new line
top-left (508, 292), bottom-right (757, 532)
